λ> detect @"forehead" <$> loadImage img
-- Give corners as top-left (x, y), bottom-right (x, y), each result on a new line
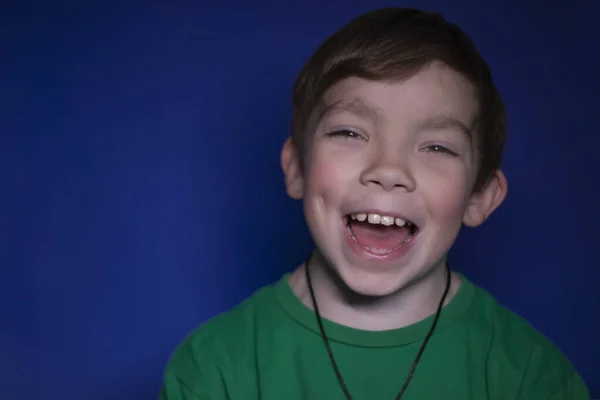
top-left (317, 63), bottom-right (479, 129)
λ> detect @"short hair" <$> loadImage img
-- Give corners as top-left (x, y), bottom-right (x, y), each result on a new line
top-left (291, 8), bottom-right (506, 191)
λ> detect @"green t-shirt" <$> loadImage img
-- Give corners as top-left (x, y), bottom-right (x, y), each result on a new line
top-left (159, 273), bottom-right (590, 399)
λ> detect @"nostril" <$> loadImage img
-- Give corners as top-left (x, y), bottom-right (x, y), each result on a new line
top-left (360, 163), bottom-right (415, 191)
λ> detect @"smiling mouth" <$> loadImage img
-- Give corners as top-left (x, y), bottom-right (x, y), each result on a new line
top-left (345, 212), bottom-right (418, 255)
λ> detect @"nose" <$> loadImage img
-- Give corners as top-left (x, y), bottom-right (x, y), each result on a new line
top-left (359, 149), bottom-right (416, 192)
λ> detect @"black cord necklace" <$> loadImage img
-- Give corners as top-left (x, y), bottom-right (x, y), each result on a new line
top-left (304, 255), bottom-right (451, 400)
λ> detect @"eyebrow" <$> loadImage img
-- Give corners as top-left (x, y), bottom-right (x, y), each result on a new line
top-left (417, 115), bottom-right (474, 142)
top-left (316, 99), bottom-right (382, 123)
top-left (315, 100), bottom-right (474, 142)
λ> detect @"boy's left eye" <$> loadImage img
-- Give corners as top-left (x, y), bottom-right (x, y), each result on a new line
top-left (326, 129), bottom-right (366, 141)
top-left (422, 144), bottom-right (459, 156)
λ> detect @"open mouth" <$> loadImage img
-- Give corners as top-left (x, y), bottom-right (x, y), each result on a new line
top-left (345, 212), bottom-right (419, 255)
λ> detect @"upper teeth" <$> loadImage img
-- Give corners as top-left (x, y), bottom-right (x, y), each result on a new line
top-left (350, 213), bottom-right (407, 227)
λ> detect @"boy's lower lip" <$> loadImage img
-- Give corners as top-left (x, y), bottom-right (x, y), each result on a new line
top-left (342, 219), bottom-right (417, 262)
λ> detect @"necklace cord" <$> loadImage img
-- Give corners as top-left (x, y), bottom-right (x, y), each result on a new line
top-left (304, 255), bottom-right (452, 400)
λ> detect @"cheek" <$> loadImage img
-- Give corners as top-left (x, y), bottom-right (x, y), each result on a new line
top-left (305, 149), bottom-right (351, 196)
top-left (302, 150), bottom-right (351, 237)
top-left (420, 168), bottom-right (471, 221)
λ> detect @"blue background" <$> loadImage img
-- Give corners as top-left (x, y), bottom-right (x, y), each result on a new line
top-left (1, 0), bottom-right (598, 398)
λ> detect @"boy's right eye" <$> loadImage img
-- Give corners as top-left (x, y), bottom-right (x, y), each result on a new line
top-left (326, 129), bottom-right (365, 141)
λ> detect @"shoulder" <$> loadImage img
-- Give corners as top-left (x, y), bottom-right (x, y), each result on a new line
top-left (469, 282), bottom-right (589, 399)
top-left (160, 280), bottom-right (282, 399)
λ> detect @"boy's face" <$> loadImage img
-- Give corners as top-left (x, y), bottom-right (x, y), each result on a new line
top-left (282, 63), bottom-right (507, 296)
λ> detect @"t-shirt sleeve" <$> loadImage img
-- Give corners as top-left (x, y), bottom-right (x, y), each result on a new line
top-left (159, 373), bottom-right (207, 400)
top-left (158, 334), bottom-right (231, 400)
top-left (545, 374), bottom-right (591, 400)
top-left (159, 366), bottom-right (229, 400)
top-left (516, 343), bottom-right (591, 400)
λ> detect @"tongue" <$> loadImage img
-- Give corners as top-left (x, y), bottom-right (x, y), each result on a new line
top-left (349, 220), bottom-right (411, 250)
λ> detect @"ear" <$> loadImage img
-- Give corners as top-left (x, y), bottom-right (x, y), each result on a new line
top-left (281, 137), bottom-right (304, 200)
top-left (463, 169), bottom-right (508, 227)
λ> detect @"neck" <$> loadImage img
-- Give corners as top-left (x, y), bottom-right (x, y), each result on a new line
top-left (289, 251), bottom-right (461, 331)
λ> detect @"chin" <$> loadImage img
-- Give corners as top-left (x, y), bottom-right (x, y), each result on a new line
top-left (334, 266), bottom-right (408, 298)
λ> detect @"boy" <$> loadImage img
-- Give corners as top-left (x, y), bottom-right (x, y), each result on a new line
top-left (160, 8), bottom-right (590, 399)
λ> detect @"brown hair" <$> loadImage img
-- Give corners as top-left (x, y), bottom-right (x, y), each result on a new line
top-left (290, 8), bottom-right (506, 191)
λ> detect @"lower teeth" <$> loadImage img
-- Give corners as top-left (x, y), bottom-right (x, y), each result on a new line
top-left (364, 246), bottom-right (394, 255)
